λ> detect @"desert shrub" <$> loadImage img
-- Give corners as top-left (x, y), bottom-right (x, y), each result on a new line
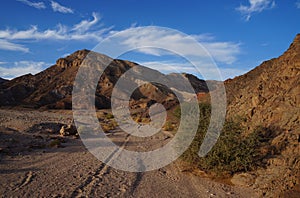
top-left (48, 139), bottom-right (61, 148)
top-left (180, 103), bottom-right (276, 176)
top-left (134, 116), bottom-right (151, 124)
top-left (198, 122), bottom-right (262, 175)
top-left (101, 120), bottom-right (118, 132)
top-left (173, 105), bottom-right (181, 119)
top-left (163, 121), bottom-right (174, 131)
top-left (141, 117), bottom-right (150, 123)
top-left (105, 113), bottom-right (114, 119)
top-left (173, 102), bottom-right (207, 119)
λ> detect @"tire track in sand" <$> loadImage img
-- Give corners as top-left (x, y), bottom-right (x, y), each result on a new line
top-left (70, 133), bottom-right (130, 197)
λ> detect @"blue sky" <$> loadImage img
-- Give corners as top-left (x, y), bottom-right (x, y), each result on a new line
top-left (0, 0), bottom-right (299, 80)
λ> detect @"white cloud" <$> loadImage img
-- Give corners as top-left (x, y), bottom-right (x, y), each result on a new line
top-left (0, 20), bottom-right (243, 79)
top-left (17, 0), bottom-right (46, 9)
top-left (0, 61), bottom-right (47, 79)
top-left (0, 16), bottom-right (240, 67)
top-left (0, 39), bottom-right (29, 52)
top-left (0, 13), bottom-right (111, 43)
top-left (51, 1), bottom-right (73, 14)
top-left (138, 60), bottom-right (248, 80)
top-left (236, 0), bottom-right (276, 21)
top-left (138, 61), bottom-right (198, 74)
top-left (0, 12), bottom-right (114, 53)
top-left (201, 41), bottom-right (240, 64)
top-left (2, 25), bottom-right (68, 40)
top-left (72, 12), bottom-right (99, 33)
top-left (108, 27), bottom-right (240, 65)
top-left (296, 1), bottom-right (300, 8)
top-left (219, 68), bottom-right (249, 80)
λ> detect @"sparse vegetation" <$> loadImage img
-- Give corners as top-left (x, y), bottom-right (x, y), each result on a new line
top-left (48, 139), bottom-right (61, 148)
top-left (163, 121), bottom-right (175, 131)
top-left (133, 116), bottom-right (151, 124)
top-left (178, 103), bottom-right (278, 177)
top-left (101, 120), bottom-right (118, 132)
top-left (134, 116), bottom-right (142, 123)
top-left (105, 113), bottom-right (114, 119)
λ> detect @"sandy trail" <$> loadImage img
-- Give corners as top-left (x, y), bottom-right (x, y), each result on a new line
top-left (0, 109), bottom-right (258, 197)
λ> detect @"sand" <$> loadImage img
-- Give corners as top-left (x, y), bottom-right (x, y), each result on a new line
top-left (0, 108), bottom-right (258, 197)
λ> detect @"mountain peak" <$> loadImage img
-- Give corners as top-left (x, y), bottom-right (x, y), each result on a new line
top-left (293, 33), bottom-right (300, 43)
top-left (0, 49), bottom-right (208, 109)
top-left (281, 33), bottom-right (300, 60)
top-left (68, 49), bottom-right (90, 58)
top-left (288, 33), bottom-right (300, 50)
top-left (226, 33), bottom-right (300, 133)
top-left (56, 49), bottom-right (90, 68)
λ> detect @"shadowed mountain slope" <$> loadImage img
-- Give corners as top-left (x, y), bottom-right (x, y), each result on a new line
top-left (0, 50), bottom-right (208, 110)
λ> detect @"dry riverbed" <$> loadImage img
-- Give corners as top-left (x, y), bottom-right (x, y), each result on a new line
top-left (0, 108), bottom-right (258, 197)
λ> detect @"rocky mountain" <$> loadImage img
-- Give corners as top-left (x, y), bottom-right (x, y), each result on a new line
top-left (226, 34), bottom-right (300, 196)
top-left (226, 34), bottom-right (300, 133)
top-left (0, 49), bottom-right (208, 111)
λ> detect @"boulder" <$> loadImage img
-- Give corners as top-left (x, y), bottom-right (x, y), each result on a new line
top-left (59, 124), bottom-right (78, 136)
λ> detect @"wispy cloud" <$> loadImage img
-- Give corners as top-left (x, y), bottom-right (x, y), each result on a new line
top-left (0, 25), bottom-right (66, 40)
top-left (236, 0), bottom-right (276, 21)
top-left (219, 67), bottom-right (249, 80)
top-left (0, 61), bottom-right (47, 79)
top-left (0, 14), bottom-right (239, 66)
top-left (296, 1), bottom-right (300, 8)
top-left (138, 61), bottom-right (248, 80)
top-left (16, 0), bottom-right (46, 9)
top-left (138, 61), bottom-right (198, 74)
top-left (0, 13), bottom-right (111, 44)
top-left (95, 27), bottom-right (242, 80)
top-left (72, 12), bottom-right (99, 33)
top-left (50, 1), bottom-right (73, 14)
top-left (201, 41), bottom-right (240, 64)
top-left (0, 17), bottom-right (243, 79)
top-left (0, 39), bottom-right (29, 52)
top-left (109, 27), bottom-right (241, 65)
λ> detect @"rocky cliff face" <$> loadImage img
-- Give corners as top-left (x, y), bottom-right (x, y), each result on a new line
top-left (0, 50), bottom-right (208, 111)
top-left (226, 34), bottom-right (300, 133)
top-left (226, 34), bottom-right (300, 196)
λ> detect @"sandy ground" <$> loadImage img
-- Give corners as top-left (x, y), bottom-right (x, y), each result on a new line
top-left (0, 108), bottom-right (258, 198)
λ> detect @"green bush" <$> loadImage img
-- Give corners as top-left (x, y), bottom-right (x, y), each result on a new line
top-left (180, 103), bottom-right (275, 176)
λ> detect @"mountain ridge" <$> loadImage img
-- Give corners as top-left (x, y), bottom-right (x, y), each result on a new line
top-left (225, 34), bottom-right (300, 196)
top-left (225, 34), bottom-right (300, 132)
top-left (0, 50), bottom-right (209, 111)
top-left (0, 34), bottom-right (299, 197)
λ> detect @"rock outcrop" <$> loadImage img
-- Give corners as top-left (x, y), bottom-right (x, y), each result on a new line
top-left (226, 34), bottom-right (300, 197)
top-left (226, 34), bottom-right (300, 133)
top-left (59, 124), bottom-right (78, 137)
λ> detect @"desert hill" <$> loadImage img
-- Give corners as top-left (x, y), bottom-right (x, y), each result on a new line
top-left (0, 34), bottom-right (299, 197)
top-left (226, 34), bottom-right (300, 133)
top-left (225, 34), bottom-right (300, 197)
top-left (0, 50), bottom-right (208, 110)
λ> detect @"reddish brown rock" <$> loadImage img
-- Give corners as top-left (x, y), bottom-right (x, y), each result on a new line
top-left (0, 49), bottom-right (208, 111)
